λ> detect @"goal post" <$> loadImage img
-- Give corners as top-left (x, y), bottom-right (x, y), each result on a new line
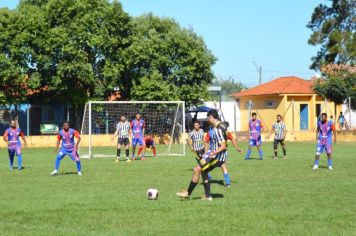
top-left (79, 101), bottom-right (186, 158)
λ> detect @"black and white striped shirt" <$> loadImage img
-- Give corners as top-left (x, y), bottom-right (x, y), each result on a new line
top-left (272, 121), bottom-right (286, 140)
top-left (116, 121), bottom-right (130, 138)
top-left (187, 129), bottom-right (205, 151)
top-left (207, 122), bottom-right (228, 162)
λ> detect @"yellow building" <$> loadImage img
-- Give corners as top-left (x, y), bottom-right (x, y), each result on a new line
top-left (231, 76), bottom-right (341, 134)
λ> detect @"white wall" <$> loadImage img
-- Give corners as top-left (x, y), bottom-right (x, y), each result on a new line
top-left (204, 101), bottom-right (241, 131)
top-left (342, 104), bottom-right (356, 130)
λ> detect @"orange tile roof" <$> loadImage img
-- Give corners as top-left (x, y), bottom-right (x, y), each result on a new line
top-left (230, 76), bottom-right (314, 97)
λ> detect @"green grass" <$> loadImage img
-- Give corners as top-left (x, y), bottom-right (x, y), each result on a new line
top-left (0, 142), bottom-right (355, 236)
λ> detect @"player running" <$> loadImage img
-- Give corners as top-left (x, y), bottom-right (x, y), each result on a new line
top-left (177, 110), bottom-right (228, 201)
top-left (313, 113), bottom-right (336, 170)
top-left (245, 112), bottom-right (264, 160)
top-left (130, 113), bottom-right (146, 160)
top-left (111, 116), bottom-right (131, 162)
top-left (138, 135), bottom-right (156, 158)
top-left (3, 119), bottom-right (27, 170)
top-left (272, 114), bottom-right (287, 159)
top-left (51, 121), bottom-right (82, 176)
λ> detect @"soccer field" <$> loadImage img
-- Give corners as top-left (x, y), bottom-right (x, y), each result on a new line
top-left (0, 142), bottom-right (355, 236)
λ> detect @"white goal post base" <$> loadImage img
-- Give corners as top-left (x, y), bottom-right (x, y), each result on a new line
top-left (79, 101), bottom-right (186, 158)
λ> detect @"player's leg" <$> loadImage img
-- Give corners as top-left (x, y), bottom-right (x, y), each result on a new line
top-left (326, 145), bottom-right (333, 170)
top-left (8, 149), bottom-right (15, 170)
top-left (152, 146), bottom-right (157, 157)
top-left (201, 171), bottom-right (212, 200)
top-left (313, 143), bottom-right (323, 170)
top-left (281, 140), bottom-right (287, 159)
top-left (116, 140), bottom-right (122, 162)
top-left (131, 138), bottom-right (137, 159)
top-left (68, 150), bottom-right (82, 175)
top-left (124, 139), bottom-right (130, 161)
top-left (176, 164), bottom-right (202, 198)
top-left (138, 138), bottom-right (145, 160)
top-left (51, 150), bottom-right (66, 175)
top-left (257, 137), bottom-right (263, 160)
top-left (15, 144), bottom-right (23, 170)
top-left (245, 140), bottom-right (254, 160)
top-left (273, 140), bottom-right (278, 159)
top-left (221, 163), bottom-right (231, 187)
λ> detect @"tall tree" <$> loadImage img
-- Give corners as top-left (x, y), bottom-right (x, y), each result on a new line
top-left (313, 64), bottom-right (356, 109)
top-left (307, 0), bottom-right (356, 69)
top-left (0, 0), bottom-right (133, 107)
top-left (126, 14), bottom-right (216, 107)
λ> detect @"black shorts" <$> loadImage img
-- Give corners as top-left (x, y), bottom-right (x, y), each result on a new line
top-left (273, 139), bottom-right (285, 147)
top-left (195, 149), bottom-right (205, 160)
top-left (201, 158), bottom-right (224, 172)
top-left (118, 138), bottom-right (130, 146)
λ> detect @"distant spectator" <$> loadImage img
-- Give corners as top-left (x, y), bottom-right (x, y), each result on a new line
top-left (337, 112), bottom-right (345, 131)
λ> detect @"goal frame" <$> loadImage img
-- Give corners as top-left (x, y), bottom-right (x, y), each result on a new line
top-left (80, 101), bottom-right (186, 158)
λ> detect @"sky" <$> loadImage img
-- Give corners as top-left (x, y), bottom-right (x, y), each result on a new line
top-left (0, 0), bottom-right (324, 87)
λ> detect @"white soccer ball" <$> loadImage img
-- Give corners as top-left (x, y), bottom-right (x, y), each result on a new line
top-left (147, 188), bottom-right (159, 200)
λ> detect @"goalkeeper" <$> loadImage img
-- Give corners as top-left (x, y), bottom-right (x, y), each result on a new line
top-left (138, 135), bottom-right (156, 158)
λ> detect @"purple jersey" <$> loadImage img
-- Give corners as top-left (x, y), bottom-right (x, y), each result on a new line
top-left (131, 119), bottom-right (145, 139)
top-left (317, 121), bottom-right (335, 145)
top-left (249, 119), bottom-right (263, 140)
top-left (5, 128), bottom-right (23, 150)
top-left (58, 128), bottom-right (80, 150)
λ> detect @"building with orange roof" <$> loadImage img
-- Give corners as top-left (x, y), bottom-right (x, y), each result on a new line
top-left (231, 76), bottom-right (340, 133)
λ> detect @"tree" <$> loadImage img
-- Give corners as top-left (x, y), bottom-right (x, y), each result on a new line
top-left (307, 0), bottom-right (356, 69)
top-left (313, 64), bottom-right (356, 109)
top-left (126, 14), bottom-right (216, 107)
top-left (0, 0), bottom-right (133, 107)
top-left (208, 76), bottom-right (246, 101)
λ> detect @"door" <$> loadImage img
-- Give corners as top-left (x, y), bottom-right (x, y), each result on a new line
top-left (300, 104), bottom-right (309, 130)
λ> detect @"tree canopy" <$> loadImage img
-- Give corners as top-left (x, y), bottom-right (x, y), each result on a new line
top-left (307, 0), bottom-right (356, 70)
top-left (0, 1), bottom-right (216, 107)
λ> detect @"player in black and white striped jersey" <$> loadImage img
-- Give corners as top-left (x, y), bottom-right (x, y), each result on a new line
top-left (186, 120), bottom-right (205, 160)
top-left (177, 110), bottom-right (227, 201)
top-left (111, 116), bottom-right (131, 162)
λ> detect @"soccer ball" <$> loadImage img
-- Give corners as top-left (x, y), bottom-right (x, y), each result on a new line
top-left (147, 188), bottom-right (159, 200)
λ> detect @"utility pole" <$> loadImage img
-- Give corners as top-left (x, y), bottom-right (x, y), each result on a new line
top-left (253, 61), bottom-right (262, 85)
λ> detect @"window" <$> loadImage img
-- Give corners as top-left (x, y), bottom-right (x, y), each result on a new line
top-left (265, 100), bottom-right (275, 108)
top-left (245, 101), bottom-right (253, 109)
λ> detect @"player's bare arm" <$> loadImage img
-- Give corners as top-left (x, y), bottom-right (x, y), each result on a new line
top-left (210, 141), bottom-right (226, 158)
top-left (75, 135), bottom-right (81, 150)
top-left (20, 133), bottom-right (28, 147)
top-left (111, 128), bottom-right (119, 141)
top-left (54, 139), bottom-right (60, 153)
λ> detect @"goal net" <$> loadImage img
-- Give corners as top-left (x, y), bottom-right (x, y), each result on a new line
top-left (80, 101), bottom-right (185, 158)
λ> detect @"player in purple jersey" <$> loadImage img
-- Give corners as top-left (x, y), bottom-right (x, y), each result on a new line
top-left (130, 113), bottom-right (146, 160)
top-left (313, 113), bottom-right (336, 170)
top-left (3, 119), bottom-right (27, 170)
top-left (51, 121), bottom-right (82, 176)
top-left (245, 112), bottom-right (264, 160)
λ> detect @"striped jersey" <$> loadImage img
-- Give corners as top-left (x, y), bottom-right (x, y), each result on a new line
top-left (249, 119), bottom-right (263, 140)
top-left (57, 128), bottom-right (80, 150)
top-left (4, 128), bottom-right (24, 150)
top-left (317, 120), bottom-right (335, 145)
top-left (116, 121), bottom-right (131, 138)
top-left (187, 129), bottom-right (205, 151)
top-left (205, 122), bottom-right (228, 162)
top-left (272, 121), bottom-right (286, 140)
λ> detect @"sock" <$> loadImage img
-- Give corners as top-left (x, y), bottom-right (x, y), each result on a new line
top-left (207, 172), bottom-right (212, 180)
top-left (17, 154), bottom-right (22, 169)
top-left (9, 154), bottom-right (14, 168)
top-left (76, 161), bottom-right (82, 172)
top-left (187, 181), bottom-right (198, 195)
top-left (223, 173), bottom-right (231, 186)
top-left (245, 149), bottom-right (252, 159)
top-left (116, 149), bottom-right (121, 158)
top-left (328, 159), bottom-right (332, 167)
top-left (314, 159), bottom-right (319, 166)
top-left (125, 149), bottom-right (129, 158)
top-left (274, 150), bottom-right (277, 157)
top-left (203, 182), bottom-right (211, 198)
top-left (152, 147), bottom-right (156, 156)
top-left (55, 157), bottom-right (61, 170)
top-left (282, 148), bottom-right (286, 156)
top-left (132, 146), bottom-right (136, 157)
top-left (137, 146), bottom-right (143, 156)
top-left (258, 150), bottom-right (263, 159)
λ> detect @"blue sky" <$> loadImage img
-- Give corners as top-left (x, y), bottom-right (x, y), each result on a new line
top-left (0, 0), bottom-right (324, 86)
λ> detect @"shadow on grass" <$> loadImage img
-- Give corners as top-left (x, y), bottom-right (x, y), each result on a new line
top-left (62, 171), bottom-right (79, 175)
top-left (191, 193), bottom-right (224, 200)
top-left (309, 165), bottom-right (328, 169)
